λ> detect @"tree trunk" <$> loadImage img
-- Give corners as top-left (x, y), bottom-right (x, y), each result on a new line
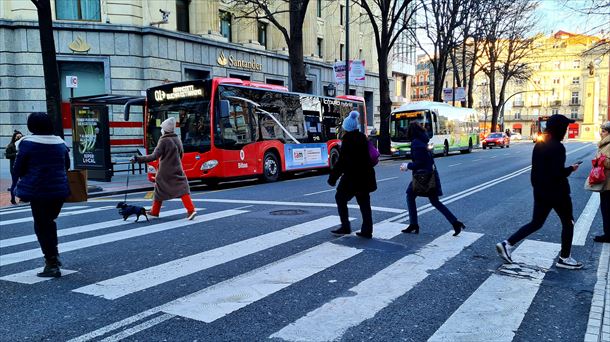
top-left (288, 3), bottom-right (308, 93)
top-left (34, 0), bottom-right (63, 137)
top-left (377, 48), bottom-right (392, 154)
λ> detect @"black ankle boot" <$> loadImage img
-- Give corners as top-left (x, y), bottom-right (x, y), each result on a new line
top-left (452, 221), bottom-right (465, 236)
top-left (401, 224), bottom-right (419, 234)
top-left (37, 257), bottom-right (61, 278)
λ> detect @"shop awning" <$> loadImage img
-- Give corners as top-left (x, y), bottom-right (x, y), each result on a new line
top-left (513, 123), bottom-right (522, 129)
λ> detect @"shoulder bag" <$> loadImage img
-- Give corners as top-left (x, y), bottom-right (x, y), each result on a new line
top-left (412, 164), bottom-right (437, 196)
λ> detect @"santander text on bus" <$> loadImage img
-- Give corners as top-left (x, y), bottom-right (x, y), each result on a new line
top-left (140, 78), bottom-right (367, 184)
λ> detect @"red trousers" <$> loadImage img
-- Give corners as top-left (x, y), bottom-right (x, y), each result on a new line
top-left (150, 194), bottom-right (194, 216)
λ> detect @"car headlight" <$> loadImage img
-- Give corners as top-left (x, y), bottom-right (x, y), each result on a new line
top-left (147, 165), bottom-right (156, 173)
top-left (201, 160), bottom-right (219, 170)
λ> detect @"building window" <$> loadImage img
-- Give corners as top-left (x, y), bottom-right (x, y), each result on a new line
top-left (266, 78), bottom-right (285, 86)
top-left (230, 73), bottom-right (250, 81)
top-left (317, 38), bottom-right (323, 58)
top-left (340, 44), bottom-right (344, 60)
top-left (554, 61), bottom-right (561, 70)
top-left (571, 109), bottom-right (578, 119)
top-left (219, 11), bottom-right (232, 42)
top-left (573, 60), bottom-right (580, 69)
top-left (572, 77), bottom-right (580, 85)
top-left (317, 0), bottom-right (322, 17)
top-left (552, 108), bottom-right (559, 115)
top-left (571, 91), bottom-right (579, 104)
top-left (553, 78), bottom-right (560, 85)
top-left (515, 112), bottom-right (521, 119)
top-left (176, 0), bottom-right (190, 33)
top-left (359, 48), bottom-right (362, 59)
top-left (56, 0), bottom-right (101, 21)
top-left (258, 21), bottom-right (267, 48)
top-left (340, 5), bottom-right (345, 25)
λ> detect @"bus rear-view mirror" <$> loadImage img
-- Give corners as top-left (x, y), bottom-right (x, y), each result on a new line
top-left (220, 100), bottom-right (230, 118)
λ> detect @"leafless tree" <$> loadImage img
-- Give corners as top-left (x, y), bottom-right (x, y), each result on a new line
top-left (478, 0), bottom-right (537, 132)
top-left (354, 0), bottom-right (417, 154)
top-left (31, 0), bottom-right (62, 137)
top-left (228, 0), bottom-right (311, 93)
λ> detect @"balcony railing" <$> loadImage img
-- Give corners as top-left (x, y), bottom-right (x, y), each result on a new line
top-left (513, 100), bottom-right (524, 107)
top-left (551, 100), bottom-right (561, 106)
top-left (570, 100), bottom-right (581, 106)
top-left (503, 114), bottom-right (584, 122)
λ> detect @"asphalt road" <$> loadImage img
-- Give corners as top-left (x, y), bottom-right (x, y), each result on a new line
top-left (0, 141), bottom-right (607, 342)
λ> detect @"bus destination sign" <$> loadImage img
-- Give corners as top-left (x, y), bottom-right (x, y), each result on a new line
top-left (394, 111), bottom-right (425, 119)
top-left (154, 85), bottom-right (204, 102)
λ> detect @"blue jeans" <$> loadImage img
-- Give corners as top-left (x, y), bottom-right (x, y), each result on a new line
top-left (406, 182), bottom-right (457, 226)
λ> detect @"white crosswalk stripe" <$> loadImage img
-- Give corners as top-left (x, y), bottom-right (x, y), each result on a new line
top-left (0, 206), bottom-right (115, 226)
top-left (0, 205), bottom-right (89, 217)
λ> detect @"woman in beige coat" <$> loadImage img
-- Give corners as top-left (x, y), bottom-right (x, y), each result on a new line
top-left (133, 117), bottom-right (196, 220)
top-left (594, 121), bottom-right (610, 243)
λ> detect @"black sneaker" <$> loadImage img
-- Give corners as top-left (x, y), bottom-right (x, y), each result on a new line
top-left (356, 232), bottom-right (372, 239)
top-left (556, 256), bottom-right (583, 270)
top-left (37, 265), bottom-right (61, 278)
top-left (331, 227), bottom-right (351, 236)
top-left (495, 241), bottom-right (513, 264)
top-left (593, 235), bottom-right (610, 243)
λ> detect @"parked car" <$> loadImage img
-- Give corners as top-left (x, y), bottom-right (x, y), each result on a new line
top-left (482, 132), bottom-right (510, 149)
top-left (510, 132), bottom-right (522, 140)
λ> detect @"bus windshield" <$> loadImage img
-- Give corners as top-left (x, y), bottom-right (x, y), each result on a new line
top-left (390, 110), bottom-right (432, 142)
top-left (147, 100), bottom-right (211, 154)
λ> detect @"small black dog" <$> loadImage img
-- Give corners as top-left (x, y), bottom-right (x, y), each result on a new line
top-left (116, 202), bottom-right (149, 222)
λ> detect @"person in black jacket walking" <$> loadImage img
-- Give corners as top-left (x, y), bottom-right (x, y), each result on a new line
top-left (401, 121), bottom-right (464, 236)
top-left (14, 113), bottom-right (70, 277)
top-left (328, 111), bottom-right (377, 238)
top-left (5, 130), bottom-right (23, 204)
top-left (496, 114), bottom-right (582, 269)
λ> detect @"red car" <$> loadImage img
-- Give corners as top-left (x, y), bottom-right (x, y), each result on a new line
top-left (482, 132), bottom-right (510, 149)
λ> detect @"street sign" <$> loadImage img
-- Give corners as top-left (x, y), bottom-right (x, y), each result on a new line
top-left (66, 75), bottom-right (78, 88)
top-left (443, 87), bottom-right (465, 102)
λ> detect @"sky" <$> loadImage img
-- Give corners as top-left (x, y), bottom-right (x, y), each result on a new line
top-left (533, 0), bottom-right (608, 36)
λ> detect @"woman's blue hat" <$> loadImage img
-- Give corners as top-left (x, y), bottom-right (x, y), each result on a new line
top-left (342, 111), bottom-right (360, 132)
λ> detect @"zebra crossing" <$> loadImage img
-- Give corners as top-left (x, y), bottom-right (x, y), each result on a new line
top-left (0, 194), bottom-right (605, 342)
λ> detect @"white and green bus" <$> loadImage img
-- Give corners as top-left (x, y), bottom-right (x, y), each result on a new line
top-left (390, 101), bottom-right (480, 157)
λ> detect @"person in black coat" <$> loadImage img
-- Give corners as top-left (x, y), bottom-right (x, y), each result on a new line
top-left (496, 114), bottom-right (582, 269)
top-left (401, 122), bottom-right (464, 236)
top-left (328, 111), bottom-right (377, 238)
top-left (14, 113), bottom-right (70, 278)
top-left (5, 130), bottom-right (23, 204)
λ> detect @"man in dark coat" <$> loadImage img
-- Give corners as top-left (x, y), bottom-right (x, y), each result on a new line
top-left (328, 111), bottom-right (377, 238)
top-left (14, 113), bottom-right (70, 277)
top-left (496, 114), bottom-right (582, 269)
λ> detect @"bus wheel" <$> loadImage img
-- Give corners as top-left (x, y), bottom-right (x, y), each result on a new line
top-left (329, 148), bottom-right (340, 172)
top-left (262, 151), bottom-right (280, 182)
top-left (443, 142), bottom-right (449, 157)
top-left (461, 139), bottom-right (473, 154)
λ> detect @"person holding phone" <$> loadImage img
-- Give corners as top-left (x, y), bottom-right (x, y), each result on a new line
top-left (496, 114), bottom-right (583, 269)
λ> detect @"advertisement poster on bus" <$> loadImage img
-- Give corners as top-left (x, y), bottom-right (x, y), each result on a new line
top-left (333, 60), bottom-right (366, 85)
top-left (71, 105), bottom-right (111, 180)
top-left (284, 143), bottom-right (329, 170)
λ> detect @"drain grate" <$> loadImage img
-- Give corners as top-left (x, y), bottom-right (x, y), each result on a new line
top-left (269, 209), bottom-right (307, 216)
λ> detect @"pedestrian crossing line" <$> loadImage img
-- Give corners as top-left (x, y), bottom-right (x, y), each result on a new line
top-left (427, 239), bottom-right (561, 342)
top-left (0, 268), bottom-right (78, 284)
top-left (270, 231), bottom-right (482, 342)
top-left (0, 205), bottom-right (89, 217)
top-left (0, 208), bottom-right (199, 249)
top-left (161, 241), bottom-right (363, 323)
top-left (573, 193), bottom-right (600, 246)
top-left (0, 209), bottom-right (245, 267)
top-left (98, 313), bottom-right (175, 342)
top-left (72, 216), bottom-right (350, 300)
top-left (0, 206), bottom-right (115, 226)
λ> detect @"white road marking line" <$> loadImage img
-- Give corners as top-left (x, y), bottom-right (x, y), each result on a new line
top-left (448, 163), bottom-right (462, 167)
top-left (473, 158), bottom-right (482, 161)
top-left (184, 198), bottom-right (404, 213)
top-left (304, 189), bottom-right (335, 196)
top-left (378, 176), bottom-right (399, 182)
top-left (0, 209), bottom-right (244, 266)
top-left (584, 244), bottom-right (610, 341)
top-left (0, 208), bottom-right (194, 249)
top-left (73, 216), bottom-right (349, 300)
top-left (573, 193), bottom-right (601, 246)
top-left (162, 242), bottom-right (362, 323)
top-left (0, 206), bottom-right (114, 226)
top-left (271, 231), bottom-right (482, 342)
top-left (490, 155), bottom-right (498, 159)
top-left (66, 308), bottom-right (161, 342)
top-left (428, 240), bottom-right (561, 342)
top-left (0, 205), bottom-right (89, 216)
top-left (99, 313), bottom-right (175, 342)
top-left (0, 269), bottom-right (78, 284)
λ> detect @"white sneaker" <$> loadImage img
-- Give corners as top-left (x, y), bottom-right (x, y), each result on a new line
top-left (496, 240), bottom-right (513, 264)
top-left (556, 256), bottom-right (583, 270)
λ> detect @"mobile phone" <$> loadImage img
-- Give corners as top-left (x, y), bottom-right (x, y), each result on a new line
top-left (575, 160), bottom-right (583, 165)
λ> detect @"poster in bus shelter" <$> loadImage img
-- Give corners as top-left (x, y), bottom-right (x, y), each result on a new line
top-left (71, 105), bottom-right (111, 180)
top-left (284, 143), bottom-right (329, 171)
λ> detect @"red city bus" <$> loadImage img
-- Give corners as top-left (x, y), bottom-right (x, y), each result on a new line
top-left (533, 115), bottom-right (550, 143)
top-left (135, 78), bottom-right (367, 184)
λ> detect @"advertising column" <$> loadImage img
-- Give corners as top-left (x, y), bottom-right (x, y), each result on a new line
top-left (72, 105), bottom-right (112, 181)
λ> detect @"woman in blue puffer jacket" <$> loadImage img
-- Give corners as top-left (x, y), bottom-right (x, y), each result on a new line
top-left (14, 112), bottom-right (70, 278)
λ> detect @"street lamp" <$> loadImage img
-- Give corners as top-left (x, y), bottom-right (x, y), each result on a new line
top-left (326, 83), bottom-right (336, 97)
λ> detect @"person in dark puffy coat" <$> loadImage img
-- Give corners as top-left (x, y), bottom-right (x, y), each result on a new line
top-left (5, 130), bottom-right (23, 204)
top-left (496, 114), bottom-right (583, 269)
top-left (328, 111), bottom-right (377, 238)
top-left (401, 121), bottom-right (464, 236)
top-left (14, 113), bottom-right (70, 278)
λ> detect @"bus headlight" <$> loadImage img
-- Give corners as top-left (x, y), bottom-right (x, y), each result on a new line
top-left (201, 160), bottom-right (219, 170)
top-left (147, 166), bottom-right (156, 173)
top-left (427, 142), bottom-right (434, 151)
top-left (390, 147), bottom-right (398, 153)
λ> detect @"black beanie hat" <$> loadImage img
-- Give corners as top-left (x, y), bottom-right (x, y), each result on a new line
top-left (27, 112), bottom-right (54, 135)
